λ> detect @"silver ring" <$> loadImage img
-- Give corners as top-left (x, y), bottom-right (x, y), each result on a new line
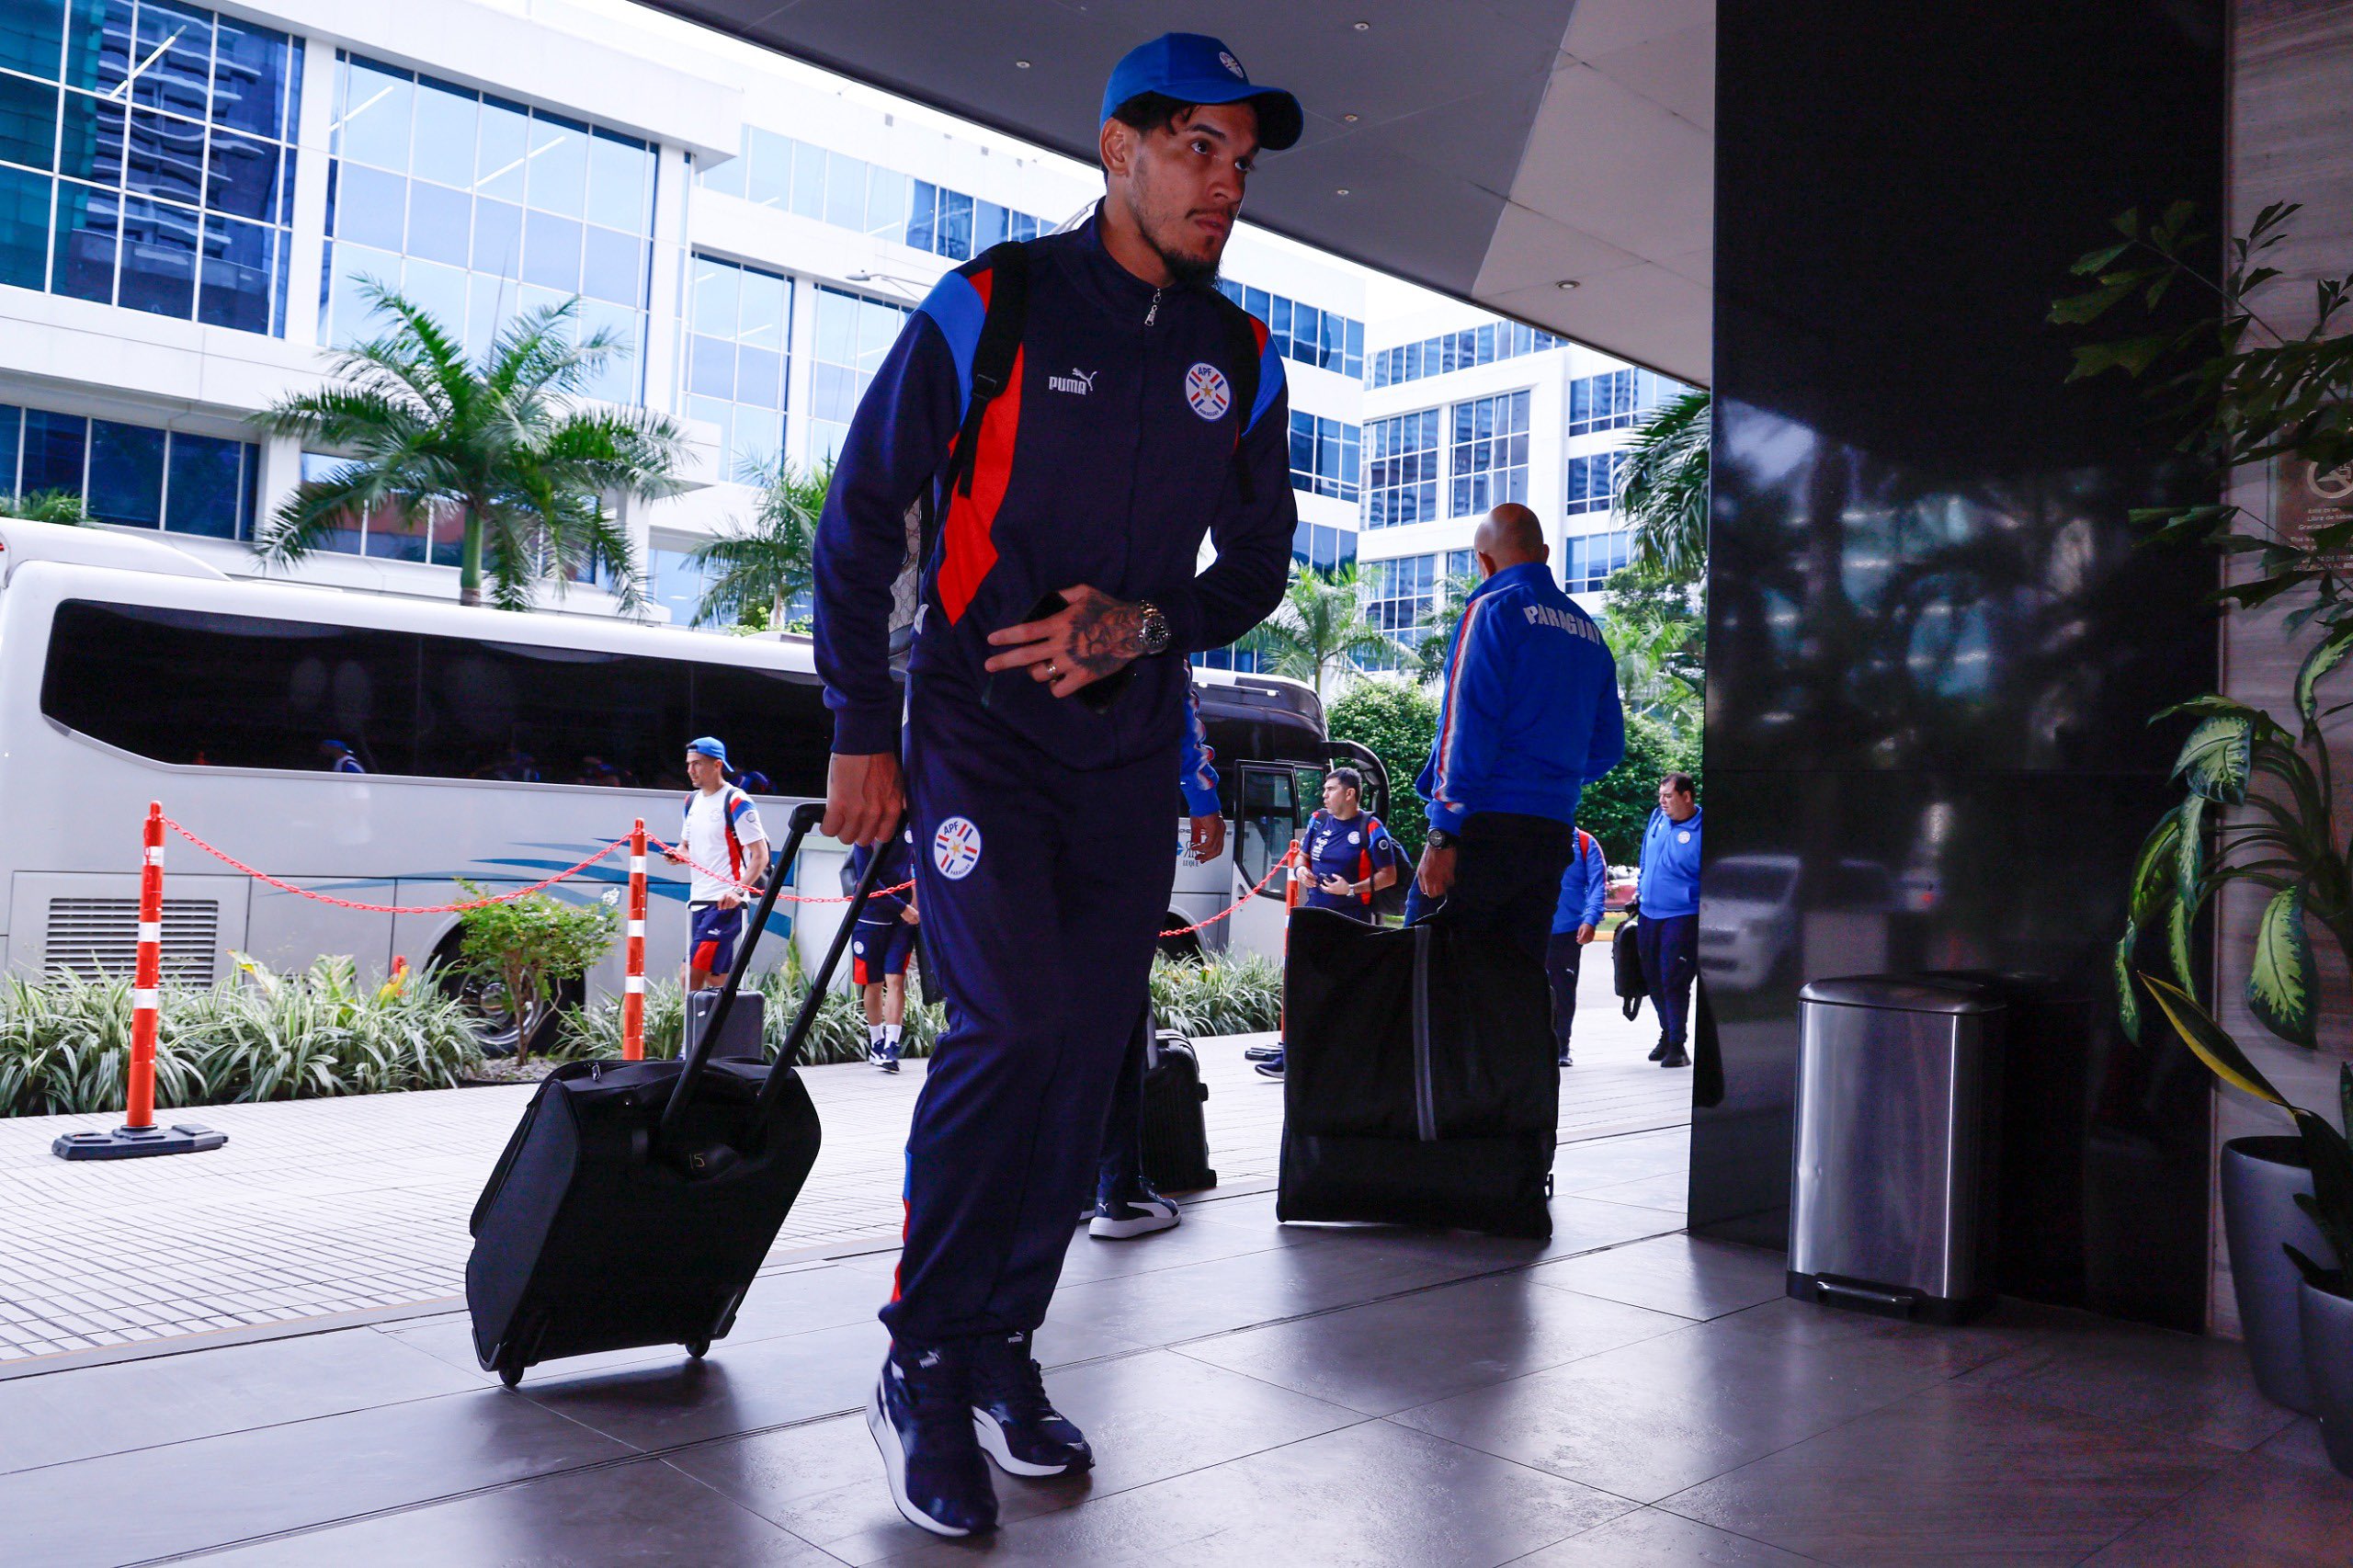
top-left (1045, 661), bottom-right (1057, 676)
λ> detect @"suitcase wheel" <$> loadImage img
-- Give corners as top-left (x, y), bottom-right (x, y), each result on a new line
top-left (685, 1337), bottom-right (710, 1360)
top-left (497, 1358), bottom-right (525, 1389)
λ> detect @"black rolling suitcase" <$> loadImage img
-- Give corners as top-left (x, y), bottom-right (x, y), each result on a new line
top-left (1140, 1027), bottom-right (1216, 1193)
top-left (1277, 907), bottom-right (1557, 1238)
top-left (465, 802), bottom-right (893, 1386)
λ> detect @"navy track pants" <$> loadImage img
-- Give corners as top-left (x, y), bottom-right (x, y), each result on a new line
top-left (881, 687), bottom-right (1177, 1345)
top-left (1637, 911), bottom-right (1699, 1046)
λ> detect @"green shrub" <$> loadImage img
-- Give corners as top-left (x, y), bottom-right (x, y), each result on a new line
top-left (449, 881), bottom-right (618, 1063)
top-left (0, 956), bottom-right (483, 1118)
top-left (1149, 953), bottom-right (1282, 1037)
top-left (1327, 679), bottom-right (1440, 858)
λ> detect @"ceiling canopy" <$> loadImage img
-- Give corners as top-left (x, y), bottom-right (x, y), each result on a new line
top-left (636, 0), bottom-right (1713, 383)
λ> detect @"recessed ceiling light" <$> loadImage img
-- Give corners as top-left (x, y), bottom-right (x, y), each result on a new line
top-left (1336, 187), bottom-right (1351, 196)
top-left (1556, 279), bottom-right (1581, 290)
top-left (1015, 59), bottom-right (1031, 68)
top-left (1341, 112), bottom-right (1359, 123)
top-left (1352, 20), bottom-right (1370, 30)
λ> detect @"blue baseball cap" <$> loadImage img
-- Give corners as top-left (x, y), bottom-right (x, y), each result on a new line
top-left (686, 736), bottom-right (729, 767)
top-left (1101, 33), bottom-right (1303, 152)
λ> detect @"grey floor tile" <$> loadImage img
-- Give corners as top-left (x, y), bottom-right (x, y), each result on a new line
top-left (0, 1325), bottom-right (483, 1475)
top-left (1177, 1270), bottom-right (1688, 1415)
top-left (2078, 1446), bottom-right (2353, 1565)
top-left (1954, 1308), bottom-right (2299, 1452)
top-left (1040, 1233), bottom-right (1506, 1358)
top-left (676, 1350), bottom-right (1362, 1564)
top-left (0, 1386), bottom-right (633, 1567)
top-left (1571, 1171), bottom-right (1692, 1213)
top-left (2253, 1415), bottom-right (2336, 1475)
top-left (518, 1317), bottom-right (887, 1451)
top-left (1512, 1506), bottom-right (1822, 1565)
top-left (877, 1418), bottom-right (1632, 1568)
top-left (1531, 1233), bottom-right (1788, 1322)
top-left (199, 1453), bottom-right (837, 1566)
top-left (1392, 1309), bottom-right (1962, 1504)
top-left (1050, 1210), bottom-right (1299, 1288)
top-left (1707, 1295), bottom-right (2029, 1383)
top-left (1666, 1383), bottom-right (2234, 1565)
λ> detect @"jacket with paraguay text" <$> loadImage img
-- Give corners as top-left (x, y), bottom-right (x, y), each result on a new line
top-left (1417, 561), bottom-right (1625, 835)
top-left (811, 212), bottom-right (1297, 772)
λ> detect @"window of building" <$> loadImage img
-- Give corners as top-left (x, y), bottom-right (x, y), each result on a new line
top-left (1290, 520), bottom-right (1357, 573)
top-left (1564, 449), bottom-right (1624, 516)
top-left (1190, 642), bottom-right (1260, 674)
top-left (0, 401), bottom-right (256, 537)
top-left (1564, 528), bottom-right (1632, 593)
top-left (1362, 409), bottom-right (1439, 530)
top-left (0, 0), bottom-right (298, 334)
top-left (1449, 390), bottom-right (1529, 517)
top-left (1565, 368), bottom-right (1684, 437)
top-left (810, 285), bottom-right (910, 461)
top-left (1369, 318), bottom-right (1563, 388)
top-left (296, 451), bottom-right (462, 564)
top-left (1287, 411), bottom-right (1359, 502)
top-left (1362, 549), bottom-right (1474, 649)
top-left (1215, 278), bottom-right (1363, 379)
top-left (42, 598), bottom-right (839, 793)
top-left (323, 54), bottom-right (655, 404)
top-left (697, 126), bottom-right (1053, 260)
top-left (686, 254), bottom-right (790, 481)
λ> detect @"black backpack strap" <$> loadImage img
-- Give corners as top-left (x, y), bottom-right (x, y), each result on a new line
top-left (1208, 293), bottom-right (1265, 505)
top-left (915, 241), bottom-right (1033, 608)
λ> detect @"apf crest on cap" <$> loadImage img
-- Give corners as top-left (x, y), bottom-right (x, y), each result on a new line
top-left (1218, 50), bottom-right (1245, 78)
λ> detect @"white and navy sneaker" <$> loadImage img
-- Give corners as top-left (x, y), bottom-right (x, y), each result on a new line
top-left (969, 1331), bottom-right (1092, 1477)
top-left (1090, 1186), bottom-right (1180, 1240)
top-left (1243, 1042), bottom-right (1282, 1062)
top-left (870, 1037), bottom-right (901, 1074)
top-left (867, 1342), bottom-right (997, 1537)
top-left (1254, 1050), bottom-right (1286, 1079)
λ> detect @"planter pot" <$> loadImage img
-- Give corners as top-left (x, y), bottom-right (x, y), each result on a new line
top-left (2222, 1136), bottom-right (2325, 1414)
top-left (2297, 1279), bottom-right (2353, 1477)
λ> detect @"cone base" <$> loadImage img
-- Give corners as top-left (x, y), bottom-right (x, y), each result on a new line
top-left (52, 1123), bottom-right (228, 1161)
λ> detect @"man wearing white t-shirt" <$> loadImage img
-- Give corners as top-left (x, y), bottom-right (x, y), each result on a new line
top-left (668, 737), bottom-right (771, 991)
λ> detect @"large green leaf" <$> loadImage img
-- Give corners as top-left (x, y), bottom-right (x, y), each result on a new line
top-left (2128, 809), bottom-right (2182, 927)
top-left (2138, 972), bottom-right (2287, 1108)
top-left (2115, 926), bottom-right (2142, 1044)
top-left (2248, 887), bottom-right (2319, 1047)
top-left (2295, 624), bottom-right (2353, 728)
top-left (2166, 896), bottom-right (2196, 993)
top-left (2176, 793), bottom-right (2206, 913)
top-left (2174, 715), bottom-right (2252, 803)
top-left (2290, 1103), bottom-right (2353, 1281)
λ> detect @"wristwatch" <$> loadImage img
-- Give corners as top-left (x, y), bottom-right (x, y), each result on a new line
top-left (1425, 828), bottom-right (1457, 850)
top-left (1133, 599), bottom-right (1172, 656)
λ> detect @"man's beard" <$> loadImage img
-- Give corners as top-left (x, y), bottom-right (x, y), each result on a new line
top-left (1150, 233), bottom-right (1222, 289)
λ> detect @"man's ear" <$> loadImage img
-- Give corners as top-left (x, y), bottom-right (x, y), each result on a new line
top-left (1099, 119), bottom-right (1134, 180)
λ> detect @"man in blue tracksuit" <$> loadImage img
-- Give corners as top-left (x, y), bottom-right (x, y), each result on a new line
top-left (1549, 825), bottom-right (1608, 1068)
top-left (1406, 505), bottom-right (1625, 964)
top-left (848, 825), bottom-right (917, 1073)
top-left (1638, 772), bottom-right (1702, 1069)
top-left (813, 34), bottom-right (1301, 1539)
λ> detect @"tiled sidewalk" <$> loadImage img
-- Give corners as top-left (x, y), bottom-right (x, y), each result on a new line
top-left (0, 968), bottom-right (1690, 1367)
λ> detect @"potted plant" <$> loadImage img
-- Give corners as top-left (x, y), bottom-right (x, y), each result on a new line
top-left (2053, 199), bottom-right (2352, 1423)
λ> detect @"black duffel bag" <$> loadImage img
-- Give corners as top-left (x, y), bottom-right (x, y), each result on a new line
top-left (1277, 906), bottom-right (1556, 1238)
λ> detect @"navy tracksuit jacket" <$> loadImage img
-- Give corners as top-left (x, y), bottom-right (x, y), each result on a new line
top-left (813, 214), bottom-right (1295, 1344)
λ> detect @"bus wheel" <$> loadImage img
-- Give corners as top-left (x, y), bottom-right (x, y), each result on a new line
top-left (1156, 924), bottom-right (1201, 964)
top-left (430, 937), bottom-right (586, 1058)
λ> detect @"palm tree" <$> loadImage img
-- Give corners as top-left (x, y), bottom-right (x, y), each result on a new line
top-left (1614, 388), bottom-right (1711, 587)
top-left (1256, 562), bottom-right (1394, 698)
top-left (688, 456), bottom-right (831, 629)
top-left (0, 490), bottom-right (89, 525)
top-left (256, 285), bottom-right (684, 611)
top-left (1412, 570), bottom-right (1482, 685)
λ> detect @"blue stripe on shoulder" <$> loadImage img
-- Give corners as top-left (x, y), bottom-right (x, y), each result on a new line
top-left (916, 270), bottom-right (987, 420)
top-left (1246, 339), bottom-right (1284, 435)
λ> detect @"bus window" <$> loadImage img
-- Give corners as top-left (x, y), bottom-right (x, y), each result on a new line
top-left (1234, 763), bottom-right (1301, 894)
top-left (43, 601), bottom-right (422, 772)
top-left (689, 664), bottom-right (835, 798)
top-left (416, 640), bottom-right (690, 789)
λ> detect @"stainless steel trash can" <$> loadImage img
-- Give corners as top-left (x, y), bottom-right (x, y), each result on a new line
top-left (1788, 976), bottom-right (2006, 1323)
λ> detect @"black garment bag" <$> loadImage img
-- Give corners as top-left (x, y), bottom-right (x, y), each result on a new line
top-left (1278, 906), bottom-right (1557, 1238)
top-left (466, 803), bottom-right (897, 1386)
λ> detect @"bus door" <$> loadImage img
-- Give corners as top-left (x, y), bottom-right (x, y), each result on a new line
top-left (1230, 761), bottom-right (1308, 961)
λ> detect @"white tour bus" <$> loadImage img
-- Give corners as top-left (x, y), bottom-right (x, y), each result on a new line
top-left (0, 519), bottom-right (1341, 1038)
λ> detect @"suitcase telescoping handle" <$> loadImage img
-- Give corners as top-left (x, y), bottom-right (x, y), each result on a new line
top-left (655, 801), bottom-right (823, 1144)
top-left (751, 811), bottom-right (905, 1127)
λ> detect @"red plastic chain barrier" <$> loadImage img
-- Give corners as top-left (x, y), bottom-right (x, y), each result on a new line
top-left (1159, 850), bottom-right (1293, 938)
top-left (164, 816), bottom-right (630, 915)
top-left (647, 835), bottom-right (915, 905)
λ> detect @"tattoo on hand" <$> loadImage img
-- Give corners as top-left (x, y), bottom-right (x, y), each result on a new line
top-left (1067, 595), bottom-right (1144, 676)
